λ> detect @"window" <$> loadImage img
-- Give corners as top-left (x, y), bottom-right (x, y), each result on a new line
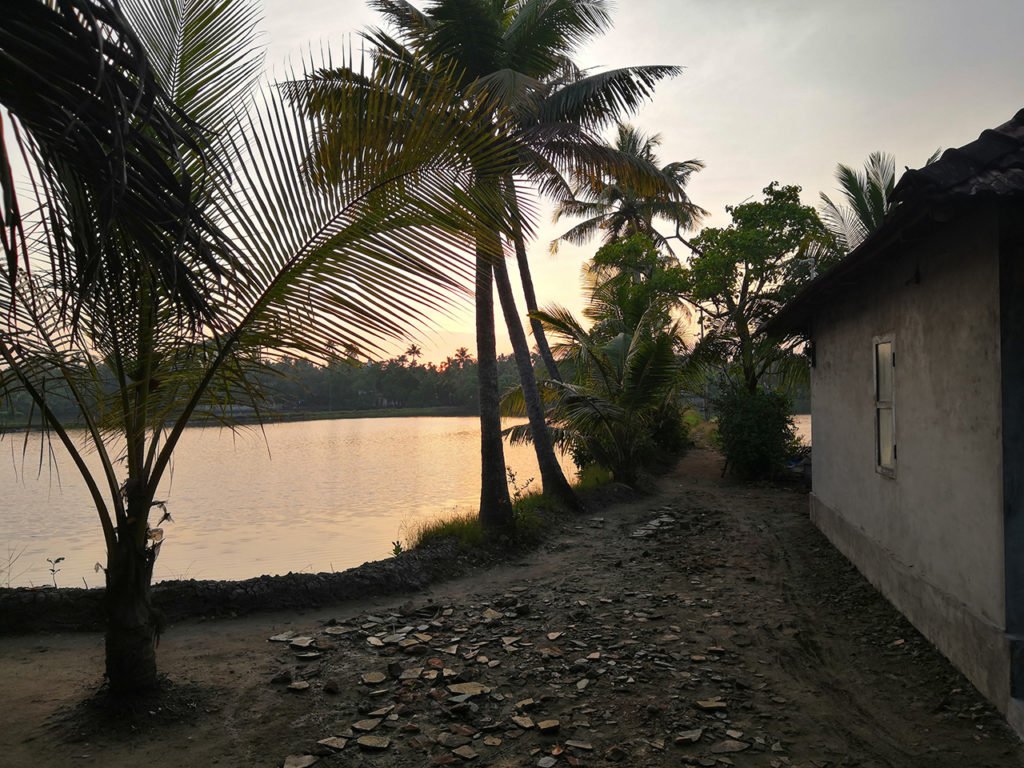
top-left (874, 337), bottom-right (895, 474)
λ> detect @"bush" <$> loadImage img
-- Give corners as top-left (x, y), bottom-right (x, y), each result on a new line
top-left (714, 387), bottom-right (797, 480)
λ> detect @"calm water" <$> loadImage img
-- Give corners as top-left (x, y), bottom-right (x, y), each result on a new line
top-left (0, 417), bottom-right (575, 588)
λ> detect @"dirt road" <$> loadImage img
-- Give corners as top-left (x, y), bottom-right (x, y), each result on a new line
top-left (1, 449), bottom-right (1020, 767)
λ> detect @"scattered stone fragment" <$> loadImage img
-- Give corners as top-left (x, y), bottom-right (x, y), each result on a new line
top-left (269, 631), bottom-right (297, 643)
top-left (317, 737), bottom-right (347, 751)
top-left (710, 740), bottom-right (749, 754)
top-left (547, 632), bottom-right (564, 641)
top-left (511, 715), bottom-right (535, 729)
top-left (438, 732), bottom-right (471, 748)
top-left (566, 740), bottom-right (594, 751)
top-left (452, 745), bottom-right (479, 760)
top-left (725, 729), bottom-right (743, 739)
top-left (675, 729), bottom-right (703, 745)
top-left (322, 626), bottom-right (353, 636)
top-left (287, 681), bottom-right (310, 692)
top-left (695, 698), bottom-right (727, 711)
top-left (361, 672), bottom-right (387, 686)
top-left (367, 636), bottom-right (384, 647)
top-left (353, 719), bottom-right (382, 732)
top-left (537, 757), bottom-right (557, 768)
top-left (356, 735), bottom-right (390, 751)
top-left (400, 667), bottom-right (424, 681)
top-left (283, 756), bottom-right (317, 768)
top-left (483, 736), bottom-right (502, 747)
top-left (482, 608), bottom-right (503, 620)
top-left (537, 719), bottom-right (560, 734)
top-left (448, 682), bottom-right (490, 697)
top-left (289, 636), bottom-right (316, 649)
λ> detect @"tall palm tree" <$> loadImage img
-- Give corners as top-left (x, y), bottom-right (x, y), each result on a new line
top-left (304, 0), bottom-right (681, 525)
top-left (1, 0), bottom-right (518, 693)
top-left (819, 149), bottom-right (941, 253)
top-left (554, 123), bottom-right (706, 253)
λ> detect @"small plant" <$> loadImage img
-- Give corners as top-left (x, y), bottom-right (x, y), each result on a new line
top-left (506, 466), bottom-right (535, 503)
top-left (391, 540), bottom-right (404, 557)
top-left (46, 556), bottom-right (65, 588)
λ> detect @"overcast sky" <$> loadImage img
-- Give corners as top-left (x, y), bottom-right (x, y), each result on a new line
top-left (263, 0), bottom-right (1024, 362)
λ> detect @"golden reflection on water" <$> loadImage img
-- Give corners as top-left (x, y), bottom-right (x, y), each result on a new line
top-left (0, 417), bottom-right (575, 588)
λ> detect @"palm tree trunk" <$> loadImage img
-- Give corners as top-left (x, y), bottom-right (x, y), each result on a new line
top-left (493, 259), bottom-right (581, 511)
top-left (104, 487), bottom-right (159, 694)
top-left (475, 249), bottom-right (514, 532)
top-left (504, 178), bottom-right (562, 382)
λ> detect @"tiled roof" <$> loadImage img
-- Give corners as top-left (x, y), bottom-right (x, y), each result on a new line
top-left (767, 109), bottom-right (1024, 336)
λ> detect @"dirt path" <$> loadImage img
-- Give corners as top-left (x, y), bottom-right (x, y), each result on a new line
top-left (1, 449), bottom-right (1021, 767)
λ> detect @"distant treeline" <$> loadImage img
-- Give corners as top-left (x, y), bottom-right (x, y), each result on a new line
top-left (0, 349), bottom-right (538, 425)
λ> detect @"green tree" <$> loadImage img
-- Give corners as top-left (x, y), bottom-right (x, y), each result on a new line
top-left (302, 0), bottom-right (680, 525)
top-left (1, 0), bottom-right (518, 693)
top-left (686, 183), bottom-right (835, 393)
top-left (554, 123), bottom-right (706, 253)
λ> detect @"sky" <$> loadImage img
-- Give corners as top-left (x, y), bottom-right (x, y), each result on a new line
top-left (262, 0), bottom-right (1024, 363)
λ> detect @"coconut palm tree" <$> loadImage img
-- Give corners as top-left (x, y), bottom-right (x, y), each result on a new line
top-left (300, 0), bottom-right (681, 525)
top-left (819, 149), bottom-right (941, 253)
top-left (554, 123), bottom-right (706, 253)
top-left (1, 0), bottom-right (519, 693)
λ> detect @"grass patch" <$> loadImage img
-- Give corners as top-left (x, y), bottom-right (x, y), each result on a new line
top-left (404, 492), bottom-right (566, 552)
top-left (573, 464), bottom-right (613, 490)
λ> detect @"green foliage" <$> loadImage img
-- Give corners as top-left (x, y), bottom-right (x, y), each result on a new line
top-left (714, 387), bottom-right (797, 481)
top-left (686, 182), bottom-right (836, 393)
top-left (505, 235), bottom-right (689, 486)
top-left (554, 123), bottom-right (706, 252)
top-left (573, 463), bottom-right (613, 490)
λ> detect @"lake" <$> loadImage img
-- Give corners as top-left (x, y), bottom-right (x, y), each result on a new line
top-left (0, 417), bottom-right (575, 589)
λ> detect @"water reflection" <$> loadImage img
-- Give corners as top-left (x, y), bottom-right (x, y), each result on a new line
top-left (0, 417), bottom-right (574, 588)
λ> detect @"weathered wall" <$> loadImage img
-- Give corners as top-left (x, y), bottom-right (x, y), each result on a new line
top-left (809, 207), bottom-right (1008, 708)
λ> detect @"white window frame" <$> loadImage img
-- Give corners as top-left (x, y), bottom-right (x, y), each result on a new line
top-left (873, 334), bottom-right (896, 477)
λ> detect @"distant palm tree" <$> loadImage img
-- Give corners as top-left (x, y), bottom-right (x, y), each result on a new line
top-left (405, 344), bottom-right (423, 364)
top-left (1, 0), bottom-right (516, 694)
top-left (454, 347), bottom-right (474, 368)
top-left (820, 149), bottom-right (941, 253)
top-left (554, 123), bottom-right (706, 253)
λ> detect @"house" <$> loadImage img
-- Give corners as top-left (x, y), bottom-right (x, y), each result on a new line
top-left (767, 109), bottom-right (1024, 735)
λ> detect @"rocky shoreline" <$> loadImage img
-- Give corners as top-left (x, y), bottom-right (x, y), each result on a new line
top-left (0, 539), bottom-right (466, 634)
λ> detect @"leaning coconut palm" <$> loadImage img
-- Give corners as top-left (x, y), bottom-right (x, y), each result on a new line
top-left (1, 0), bottom-right (519, 694)
top-left (554, 123), bottom-right (706, 253)
top-left (299, 0), bottom-right (682, 525)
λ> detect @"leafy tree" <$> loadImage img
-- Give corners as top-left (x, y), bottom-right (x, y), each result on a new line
top-left (554, 123), bottom-right (706, 253)
top-left (301, 0), bottom-right (681, 525)
top-left (819, 149), bottom-right (941, 253)
top-left (685, 183), bottom-right (836, 393)
top-left (1, 0), bottom-right (518, 693)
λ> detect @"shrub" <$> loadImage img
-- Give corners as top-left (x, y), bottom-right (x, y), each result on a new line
top-left (714, 387), bottom-right (797, 480)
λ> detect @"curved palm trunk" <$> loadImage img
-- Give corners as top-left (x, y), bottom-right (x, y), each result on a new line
top-left (104, 486), bottom-right (159, 693)
top-left (504, 179), bottom-right (562, 382)
top-left (475, 249), bottom-right (515, 532)
top-left (493, 259), bottom-right (581, 512)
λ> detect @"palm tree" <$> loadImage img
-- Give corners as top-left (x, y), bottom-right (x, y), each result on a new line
top-left (554, 123), bottom-right (706, 253)
top-left (505, 305), bottom-right (684, 486)
top-left (1, 0), bottom-right (518, 693)
top-left (304, 0), bottom-right (681, 525)
top-left (454, 347), bottom-right (474, 368)
top-left (405, 344), bottom-right (423, 364)
top-left (819, 149), bottom-right (941, 253)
